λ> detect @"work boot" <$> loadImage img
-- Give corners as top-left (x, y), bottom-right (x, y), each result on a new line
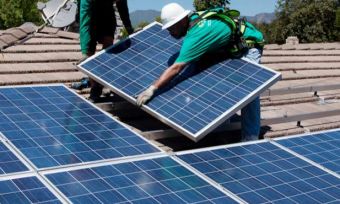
top-left (89, 81), bottom-right (103, 103)
top-left (71, 77), bottom-right (90, 90)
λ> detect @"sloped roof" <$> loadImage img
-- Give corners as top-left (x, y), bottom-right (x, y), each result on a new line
top-left (262, 42), bottom-right (340, 137)
top-left (1, 23), bottom-right (340, 147)
top-left (0, 24), bottom-right (85, 86)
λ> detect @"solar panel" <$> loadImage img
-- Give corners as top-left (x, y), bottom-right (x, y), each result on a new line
top-left (79, 23), bottom-right (281, 141)
top-left (275, 129), bottom-right (340, 174)
top-left (0, 85), bottom-right (160, 169)
top-left (45, 156), bottom-right (238, 203)
top-left (178, 142), bottom-right (340, 203)
top-left (0, 141), bottom-right (30, 176)
top-left (0, 176), bottom-right (61, 203)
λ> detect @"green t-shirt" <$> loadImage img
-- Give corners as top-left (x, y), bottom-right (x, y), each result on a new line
top-left (175, 13), bottom-right (264, 63)
top-left (175, 14), bottom-right (231, 63)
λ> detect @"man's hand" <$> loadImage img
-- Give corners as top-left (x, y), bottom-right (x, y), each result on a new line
top-left (136, 85), bottom-right (157, 107)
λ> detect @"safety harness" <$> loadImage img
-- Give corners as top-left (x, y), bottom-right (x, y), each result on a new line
top-left (189, 8), bottom-right (265, 57)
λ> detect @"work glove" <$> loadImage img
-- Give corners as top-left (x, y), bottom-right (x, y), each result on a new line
top-left (136, 85), bottom-right (157, 107)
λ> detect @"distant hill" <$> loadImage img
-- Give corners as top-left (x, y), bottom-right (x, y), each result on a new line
top-left (244, 13), bottom-right (275, 24)
top-left (129, 10), bottom-right (160, 27)
top-left (129, 10), bottom-right (275, 27)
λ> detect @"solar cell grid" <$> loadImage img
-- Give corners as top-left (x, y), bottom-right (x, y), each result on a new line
top-left (0, 176), bottom-right (61, 203)
top-left (0, 141), bottom-right (29, 176)
top-left (45, 157), bottom-right (238, 204)
top-left (276, 129), bottom-right (340, 174)
top-left (79, 23), bottom-right (281, 141)
top-left (178, 142), bottom-right (340, 203)
top-left (0, 85), bottom-right (160, 169)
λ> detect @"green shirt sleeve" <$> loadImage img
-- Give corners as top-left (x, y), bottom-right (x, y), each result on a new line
top-left (79, 0), bottom-right (92, 55)
top-left (175, 18), bottom-right (232, 64)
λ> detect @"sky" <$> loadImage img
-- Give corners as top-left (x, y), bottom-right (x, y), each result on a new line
top-left (128, 0), bottom-right (278, 16)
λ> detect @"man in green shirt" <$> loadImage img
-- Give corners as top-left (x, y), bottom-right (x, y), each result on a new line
top-left (77, 0), bottom-right (133, 102)
top-left (136, 3), bottom-right (264, 141)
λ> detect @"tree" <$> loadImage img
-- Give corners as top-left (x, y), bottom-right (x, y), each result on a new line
top-left (136, 21), bottom-right (149, 29)
top-left (155, 16), bottom-right (162, 23)
top-left (336, 6), bottom-right (340, 28)
top-left (269, 0), bottom-right (339, 43)
top-left (193, 0), bottom-right (230, 11)
top-left (0, 0), bottom-right (43, 29)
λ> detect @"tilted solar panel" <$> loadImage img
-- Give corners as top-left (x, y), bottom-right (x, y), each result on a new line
top-left (0, 141), bottom-right (29, 176)
top-left (178, 142), bottom-right (340, 203)
top-left (0, 85), bottom-right (160, 169)
top-left (79, 23), bottom-right (281, 141)
top-left (45, 156), bottom-right (238, 204)
top-left (275, 129), bottom-right (340, 174)
top-left (0, 176), bottom-right (61, 203)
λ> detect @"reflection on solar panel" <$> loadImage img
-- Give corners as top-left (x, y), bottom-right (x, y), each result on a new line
top-left (0, 176), bottom-right (61, 203)
top-left (79, 23), bottom-right (281, 141)
top-left (276, 129), bottom-right (340, 174)
top-left (0, 85), bottom-right (159, 169)
top-left (178, 142), bottom-right (340, 203)
top-left (46, 157), bottom-right (238, 203)
top-left (0, 142), bottom-right (29, 175)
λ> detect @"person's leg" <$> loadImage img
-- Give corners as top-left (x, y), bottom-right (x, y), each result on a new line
top-left (88, 0), bottom-right (115, 102)
top-left (241, 48), bottom-right (262, 141)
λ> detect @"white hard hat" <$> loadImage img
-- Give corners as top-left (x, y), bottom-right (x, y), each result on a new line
top-left (161, 3), bottom-right (191, 30)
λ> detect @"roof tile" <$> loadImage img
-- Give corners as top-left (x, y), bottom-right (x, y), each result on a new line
top-left (40, 26), bottom-right (59, 34)
top-left (281, 44), bottom-right (296, 50)
top-left (18, 23), bottom-right (36, 34)
top-left (56, 30), bottom-right (79, 40)
top-left (0, 34), bottom-right (17, 45)
top-left (295, 44), bottom-right (310, 50)
top-left (3, 28), bottom-right (27, 39)
top-left (264, 44), bottom-right (281, 50)
top-left (0, 40), bottom-right (7, 49)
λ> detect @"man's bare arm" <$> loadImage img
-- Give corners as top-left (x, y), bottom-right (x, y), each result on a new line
top-left (154, 62), bottom-right (187, 89)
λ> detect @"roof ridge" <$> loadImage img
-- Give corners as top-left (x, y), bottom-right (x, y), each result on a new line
top-left (0, 23), bottom-right (37, 50)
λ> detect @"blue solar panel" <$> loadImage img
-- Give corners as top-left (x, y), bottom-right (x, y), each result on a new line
top-left (0, 85), bottom-right (160, 169)
top-left (0, 142), bottom-right (29, 175)
top-left (178, 142), bottom-right (340, 203)
top-left (79, 23), bottom-right (281, 141)
top-left (46, 156), bottom-right (237, 204)
top-left (0, 176), bottom-right (61, 203)
top-left (276, 129), bottom-right (340, 174)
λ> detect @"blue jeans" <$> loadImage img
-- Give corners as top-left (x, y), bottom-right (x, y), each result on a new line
top-left (240, 48), bottom-right (262, 141)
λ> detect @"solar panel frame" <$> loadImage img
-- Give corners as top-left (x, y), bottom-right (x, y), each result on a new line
top-left (78, 22), bottom-right (281, 142)
top-left (176, 140), bottom-right (340, 203)
top-left (41, 154), bottom-right (241, 204)
top-left (0, 84), bottom-right (163, 170)
top-left (0, 137), bottom-right (32, 178)
top-left (273, 128), bottom-right (340, 176)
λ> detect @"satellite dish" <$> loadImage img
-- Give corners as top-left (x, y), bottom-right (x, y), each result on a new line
top-left (37, 0), bottom-right (77, 28)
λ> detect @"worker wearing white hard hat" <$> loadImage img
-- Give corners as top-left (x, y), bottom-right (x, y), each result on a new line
top-left (137, 3), bottom-right (264, 142)
top-left (161, 3), bottom-right (191, 30)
